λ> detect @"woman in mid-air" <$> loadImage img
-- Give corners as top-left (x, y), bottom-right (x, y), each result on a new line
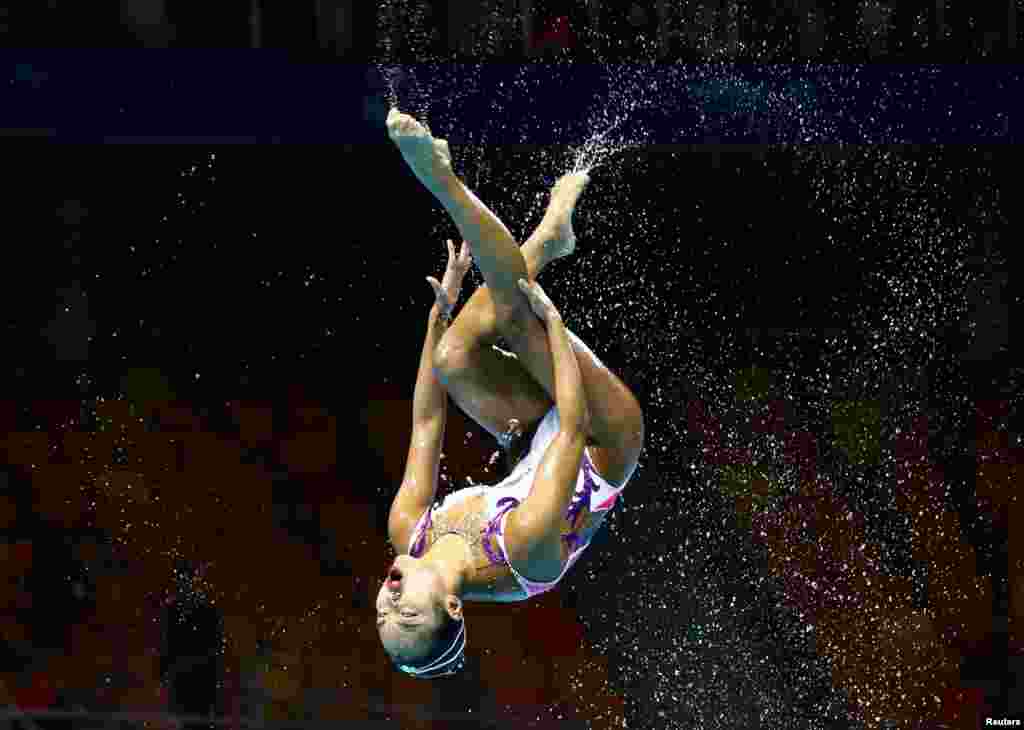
top-left (377, 109), bottom-right (645, 678)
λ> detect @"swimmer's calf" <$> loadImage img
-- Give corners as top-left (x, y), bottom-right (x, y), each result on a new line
top-left (386, 108), bottom-right (530, 320)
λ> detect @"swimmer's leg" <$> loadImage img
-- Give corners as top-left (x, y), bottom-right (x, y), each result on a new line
top-left (430, 170), bottom-right (590, 330)
top-left (520, 174), bottom-right (585, 278)
top-left (438, 172), bottom-right (643, 488)
top-left (495, 181), bottom-right (644, 481)
top-left (390, 109), bottom-right (584, 323)
top-left (432, 172), bottom-right (541, 322)
top-left (430, 185), bottom-right (582, 442)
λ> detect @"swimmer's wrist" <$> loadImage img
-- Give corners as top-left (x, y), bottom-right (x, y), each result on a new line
top-left (429, 301), bottom-right (451, 329)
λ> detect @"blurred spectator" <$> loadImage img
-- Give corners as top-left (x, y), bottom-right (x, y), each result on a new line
top-left (166, 0), bottom-right (249, 47)
top-left (448, 0), bottom-right (516, 57)
top-left (119, 0), bottom-right (176, 48)
top-left (625, 2), bottom-right (658, 55)
top-left (531, 13), bottom-right (576, 53)
top-left (522, 0), bottom-right (586, 56)
top-left (796, 0), bottom-right (827, 56)
top-left (859, 0), bottom-right (894, 59)
top-left (314, 0), bottom-right (355, 55)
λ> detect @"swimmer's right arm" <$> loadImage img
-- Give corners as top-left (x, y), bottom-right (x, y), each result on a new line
top-left (545, 311), bottom-right (590, 436)
top-left (518, 279), bottom-right (590, 435)
top-left (508, 308), bottom-right (590, 544)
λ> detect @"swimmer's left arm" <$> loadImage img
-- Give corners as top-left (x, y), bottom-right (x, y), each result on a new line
top-left (388, 240), bottom-right (471, 548)
top-left (387, 302), bottom-right (449, 548)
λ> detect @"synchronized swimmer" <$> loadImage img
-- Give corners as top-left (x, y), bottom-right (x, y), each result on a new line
top-left (377, 109), bottom-right (645, 678)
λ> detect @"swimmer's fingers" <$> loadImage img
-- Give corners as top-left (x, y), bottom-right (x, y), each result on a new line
top-left (517, 279), bottom-right (557, 321)
top-left (426, 276), bottom-right (453, 317)
top-left (455, 239), bottom-right (473, 272)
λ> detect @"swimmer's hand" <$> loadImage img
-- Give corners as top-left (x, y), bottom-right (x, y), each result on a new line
top-left (427, 238), bottom-right (473, 320)
top-left (517, 278), bottom-right (559, 323)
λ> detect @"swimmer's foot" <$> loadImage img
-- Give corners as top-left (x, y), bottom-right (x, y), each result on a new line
top-left (386, 108), bottom-right (454, 193)
top-left (534, 172), bottom-right (591, 269)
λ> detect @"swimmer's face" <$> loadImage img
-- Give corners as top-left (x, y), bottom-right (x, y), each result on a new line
top-left (375, 556), bottom-right (448, 664)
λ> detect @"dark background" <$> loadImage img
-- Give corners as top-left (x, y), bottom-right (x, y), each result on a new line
top-left (0, 2), bottom-right (1021, 730)
top-left (2, 0), bottom-right (1022, 61)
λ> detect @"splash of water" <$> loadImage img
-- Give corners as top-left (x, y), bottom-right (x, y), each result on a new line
top-left (370, 5), bottom-right (1008, 727)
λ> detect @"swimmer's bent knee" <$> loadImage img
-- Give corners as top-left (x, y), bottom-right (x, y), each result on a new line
top-left (433, 333), bottom-right (470, 382)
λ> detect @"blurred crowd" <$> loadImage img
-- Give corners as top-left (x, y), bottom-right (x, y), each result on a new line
top-left (0, 0), bottom-right (1016, 61)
